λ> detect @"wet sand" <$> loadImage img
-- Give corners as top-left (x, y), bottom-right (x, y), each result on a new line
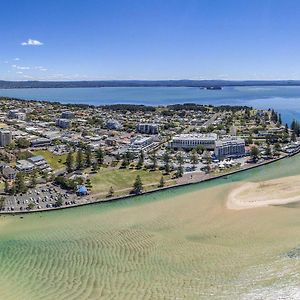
top-left (227, 175), bottom-right (300, 210)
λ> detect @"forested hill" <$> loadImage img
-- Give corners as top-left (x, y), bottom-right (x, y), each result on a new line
top-left (1, 80), bottom-right (300, 89)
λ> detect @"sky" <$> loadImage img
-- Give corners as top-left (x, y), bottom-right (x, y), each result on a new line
top-left (1, 0), bottom-right (300, 81)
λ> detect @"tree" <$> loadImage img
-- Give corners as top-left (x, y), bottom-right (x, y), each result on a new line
top-left (195, 144), bottom-right (205, 154)
top-left (0, 196), bottom-right (5, 210)
top-left (66, 151), bottom-right (74, 173)
top-left (291, 131), bottom-right (297, 142)
top-left (15, 138), bottom-right (30, 149)
top-left (274, 143), bottom-right (281, 155)
top-left (4, 180), bottom-right (9, 194)
top-left (176, 165), bottom-right (184, 178)
top-left (27, 202), bottom-right (35, 210)
top-left (136, 150), bottom-right (144, 169)
top-left (162, 151), bottom-right (171, 174)
top-left (85, 146), bottom-right (92, 167)
top-left (30, 170), bottom-right (38, 187)
top-left (285, 123), bottom-right (289, 134)
top-left (190, 149), bottom-right (199, 170)
top-left (176, 152), bottom-right (184, 177)
top-left (149, 153), bottom-right (157, 170)
top-left (158, 176), bottom-right (165, 187)
top-left (55, 196), bottom-right (63, 207)
top-left (76, 149), bottom-right (84, 170)
top-left (132, 175), bottom-right (143, 194)
top-left (86, 178), bottom-right (92, 189)
top-left (265, 144), bottom-right (272, 157)
top-left (91, 160), bottom-right (99, 172)
top-left (96, 147), bottom-right (105, 165)
top-left (15, 172), bottom-right (27, 194)
top-left (121, 153), bottom-right (130, 168)
top-left (250, 146), bottom-right (260, 162)
top-left (107, 186), bottom-right (114, 197)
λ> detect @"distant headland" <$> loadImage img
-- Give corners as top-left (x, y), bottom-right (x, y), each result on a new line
top-left (1, 80), bottom-right (300, 89)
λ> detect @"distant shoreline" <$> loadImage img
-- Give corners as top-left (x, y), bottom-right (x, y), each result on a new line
top-left (1, 80), bottom-right (300, 89)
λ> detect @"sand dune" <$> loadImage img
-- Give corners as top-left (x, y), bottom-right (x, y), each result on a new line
top-left (227, 175), bottom-right (300, 210)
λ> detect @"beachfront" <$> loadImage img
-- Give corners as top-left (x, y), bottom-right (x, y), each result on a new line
top-left (0, 97), bottom-right (298, 214)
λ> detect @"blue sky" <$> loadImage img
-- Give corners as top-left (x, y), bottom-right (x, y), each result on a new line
top-left (1, 0), bottom-right (300, 81)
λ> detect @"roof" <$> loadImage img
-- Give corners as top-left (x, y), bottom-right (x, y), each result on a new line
top-left (172, 133), bottom-right (218, 141)
top-left (2, 166), bottom-right (16, 176)
top-left (28, 155), bottom-right (45, 163)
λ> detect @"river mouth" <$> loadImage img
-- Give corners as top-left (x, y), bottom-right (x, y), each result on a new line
top-left (1, 155), bottom-right (300, 299)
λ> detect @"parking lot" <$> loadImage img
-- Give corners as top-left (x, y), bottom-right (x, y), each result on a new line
top-left (1, 184), bottom-right (80, 212)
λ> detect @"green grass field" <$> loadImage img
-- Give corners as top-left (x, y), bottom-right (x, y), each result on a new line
top-left (90, 168), bottom-right (172, 194)
top-left (32, 150), bottom-right (67, 170)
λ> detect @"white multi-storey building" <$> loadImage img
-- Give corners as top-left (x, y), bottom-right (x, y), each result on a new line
top-left (0, 129), bottom-right (12, 147)
top-left (56, 118), bottom-right (71, 129)
top-left (169, 133), bottom-right (218, 150)
top-left (214, 137), bottom-right (245, 159)
top-left (136, 123), bottom-right (159, 134)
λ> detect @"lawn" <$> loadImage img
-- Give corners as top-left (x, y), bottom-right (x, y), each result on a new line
top-left (32, 150), bottom-right (67, 170)
top-left (90, 168), bottom-right (173, 194)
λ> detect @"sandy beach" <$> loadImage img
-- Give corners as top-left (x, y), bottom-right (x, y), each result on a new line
top-left (227, 175), bottom-right (300, 210)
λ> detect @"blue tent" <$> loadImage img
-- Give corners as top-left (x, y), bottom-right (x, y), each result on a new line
top-left (77, 185), bottom-right (88, 195)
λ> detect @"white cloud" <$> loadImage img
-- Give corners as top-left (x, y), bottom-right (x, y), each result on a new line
top-left (35, 66), bottom-right (48, 71)
top-left (14, 58), bottom-right (20, 61)
top-left (16, 71), bottom-right (23, 74)
top-left (21, 39), bottom-right (43, 46)
top-left (12, 64), bottom-right (30, 70)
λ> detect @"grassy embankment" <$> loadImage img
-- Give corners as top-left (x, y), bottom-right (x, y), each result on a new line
top-left (32, 150), bottom-right (175, 196)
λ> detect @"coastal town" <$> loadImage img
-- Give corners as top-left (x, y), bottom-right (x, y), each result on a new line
top-left (0, 97), bottom-right (298, 213)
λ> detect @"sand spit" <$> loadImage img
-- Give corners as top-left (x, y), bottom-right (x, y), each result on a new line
top-left (227, 175), bottom-right (300, 210)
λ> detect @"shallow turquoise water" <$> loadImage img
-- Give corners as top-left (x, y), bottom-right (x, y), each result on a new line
top-left (1, 154), bottom-right (300, 299)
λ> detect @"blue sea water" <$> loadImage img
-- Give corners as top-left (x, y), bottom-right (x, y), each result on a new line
top-left (1, 86), bottom-right (300, 125)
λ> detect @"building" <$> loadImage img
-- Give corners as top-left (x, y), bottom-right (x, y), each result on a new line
top-left (105, 137), bottom-right (117, 146)
top-left (16, 160), bottom-right (35, 173)
top-left (56, 118), bottom-right (71, 129)
top-left (0, 129), bottom-right (12, 147)
top-left (136, 123), bottom-right (159, 134)
top-left (31, 138), bottom-right (51, 148)
top-left (28, 155), bottom-right (52, 172)
top-left (169, 133), bottom-right (218, 150)
top-left (8, 110), bottom-right (26, 120)
top-left (214, 137), bottom-right (245, 159)
top-left (106, 119), bottom-right (122, 130)
top-left (61, 111), bottom-right (74, 119)
top-left (2, 166), bottom-right (16, 180)
top-left (129, 136), bottom-right (154, 153)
